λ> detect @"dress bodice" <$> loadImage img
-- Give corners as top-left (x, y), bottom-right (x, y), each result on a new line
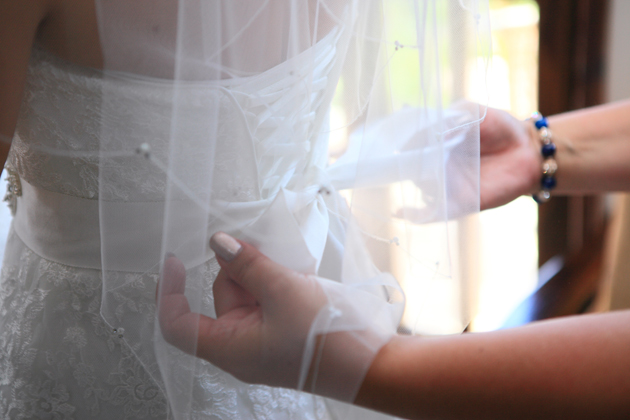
top-left (11, 29), bottom-right (341, 203)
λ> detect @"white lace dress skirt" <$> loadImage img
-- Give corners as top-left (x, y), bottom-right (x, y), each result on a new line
top-left (0, 227), bottom-right (169, 419)
top-left (0, 227), bottom-right (334, 420)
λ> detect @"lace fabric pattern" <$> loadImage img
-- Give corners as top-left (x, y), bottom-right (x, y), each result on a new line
top-left (0, 227), bottom-right (331, 420)
top-left (0, 229), bottom-right (168, 419)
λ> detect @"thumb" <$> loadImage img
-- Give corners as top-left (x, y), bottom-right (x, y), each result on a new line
top-left (209, 232), bottom-right (294, 306)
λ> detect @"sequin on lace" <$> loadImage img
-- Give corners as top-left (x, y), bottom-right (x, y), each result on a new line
top-left (3, 164), bottom-right (22, 216)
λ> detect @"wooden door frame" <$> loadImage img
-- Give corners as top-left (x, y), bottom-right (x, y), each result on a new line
top-left (503, 0), bottom-right (610, 327)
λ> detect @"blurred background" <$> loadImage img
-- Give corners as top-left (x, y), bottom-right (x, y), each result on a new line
top-left (473, 0), bottom-right (540, 331)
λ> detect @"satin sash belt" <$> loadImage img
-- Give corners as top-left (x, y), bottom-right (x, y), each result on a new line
top-left (14, 181), bottom-right (103, 270)
top-left (12, 111), bottom-right (462, 274)
top-left (12, 179), bottom-right (332, 274)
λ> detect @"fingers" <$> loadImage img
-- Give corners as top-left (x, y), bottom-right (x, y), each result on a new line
top-left (158, 254), bottom-right (265, 378)
top-left (158, 255), bottom-right (206, 355)
top-left (213, 269), bottom-right (258, 318)
top-left (161, 254), bottom-right (186, 295)
top-left (209, 232), bottom-right (296, 305)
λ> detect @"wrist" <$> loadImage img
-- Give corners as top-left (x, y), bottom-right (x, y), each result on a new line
top-left (523, 118), bottom-right (544, 196)
top-left (299, 277), bottom-right (400, 403)
top-left (528, 114), bottom-right (559, 203)
top-left (355, 335), bottom-right (407, 408)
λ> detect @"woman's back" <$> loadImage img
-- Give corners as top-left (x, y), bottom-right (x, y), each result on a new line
top-left (0, 1), bottom-right (383, 418)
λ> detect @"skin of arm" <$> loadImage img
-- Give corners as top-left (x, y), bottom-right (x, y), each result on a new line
top-left (356, 310), bottom-right (630, 420)
top-left (0, 0), bottom-right (101, 175)
top-left (0, 0), bottom-right (51, 170)
top-left (480, 99), bottom-right (630, 210)
top-left (548, 100), bottom-right (630, 194)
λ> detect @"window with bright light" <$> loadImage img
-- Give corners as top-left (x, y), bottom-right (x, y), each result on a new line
top-left (473, 0), bottom-right (540, 331)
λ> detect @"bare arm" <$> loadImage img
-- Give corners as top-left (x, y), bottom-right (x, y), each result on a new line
top-left (357, 310), bottom-right (630, 420)
top-left (480, 100), bottom-right (630, 209)
top-left (0, 0), bottom-right (52, 171)
top-left (549, 100), bottom-right (630, 194)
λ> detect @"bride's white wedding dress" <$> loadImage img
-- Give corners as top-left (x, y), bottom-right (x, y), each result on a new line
top-left (0, 1), bottom-right (485, 417)
top-left (0, 32), bottom-right (391, 418)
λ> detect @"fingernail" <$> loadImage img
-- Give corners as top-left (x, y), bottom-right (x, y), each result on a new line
top-left (210, 232), bottom-right (242, 262)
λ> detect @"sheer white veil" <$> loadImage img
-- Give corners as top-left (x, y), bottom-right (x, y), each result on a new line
top-left (8, 0), bottom-right (490, 417)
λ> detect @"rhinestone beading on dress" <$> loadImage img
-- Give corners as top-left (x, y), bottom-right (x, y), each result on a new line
top-left (3, 164), bottom-right (22, 216)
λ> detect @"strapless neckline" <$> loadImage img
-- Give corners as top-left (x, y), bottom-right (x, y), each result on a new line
top-left (32, 25), bottom-right (341, 90)
top-left (14, 26), bottom-right (342, 206)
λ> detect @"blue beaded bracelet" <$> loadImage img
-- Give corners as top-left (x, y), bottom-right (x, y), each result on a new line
top-left (531, 113), bottom-right (557, 203)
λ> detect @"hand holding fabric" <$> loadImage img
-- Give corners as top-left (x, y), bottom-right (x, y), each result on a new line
top-left (158, 232), bottom-right (396, 402)
top-left (158, 233), bottom-right (325, 389)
